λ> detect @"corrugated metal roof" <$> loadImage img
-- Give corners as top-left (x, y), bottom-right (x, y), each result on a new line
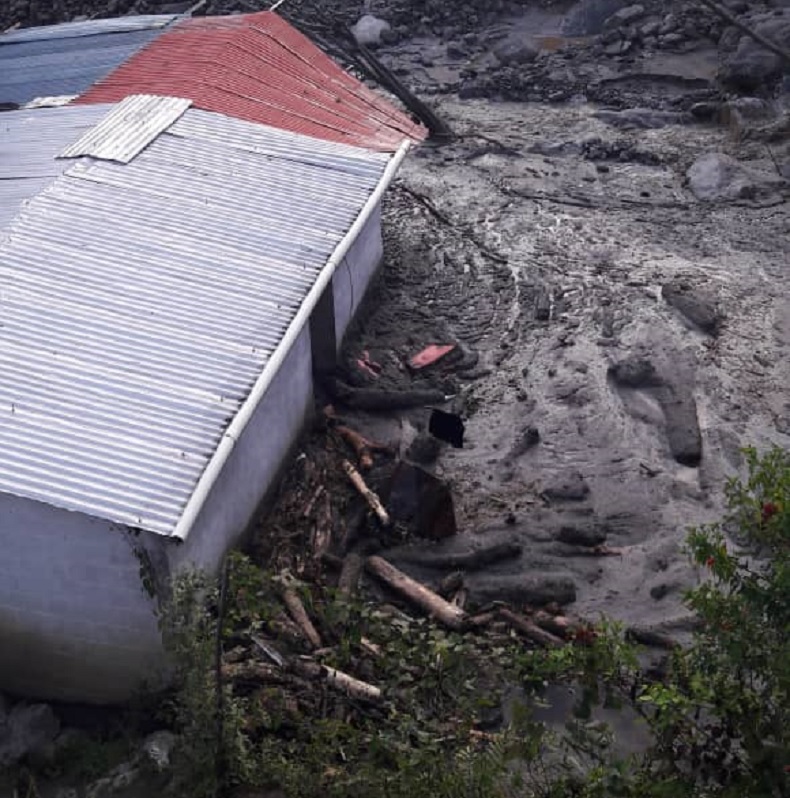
top-left (0, 106), bottom-right (391, 535)
top-left (60, 94), bottom-right (192, 163)
top-left (0, 15), bottom-right (180, 106)
top-left (77, 11), bottom-right (427, 152)
top-left (0, 103), bottom-right (114, 229)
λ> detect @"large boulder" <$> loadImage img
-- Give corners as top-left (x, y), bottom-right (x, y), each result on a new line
top-left (350, 14), bottom-right (391, 47)
top-left (686, 152), bottom-right (755, 202)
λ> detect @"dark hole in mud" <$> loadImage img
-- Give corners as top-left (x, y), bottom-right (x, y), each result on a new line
top-left (385, 462), bottom-right (457, 540)
top-left (428, 408), bottom-right (465, 448)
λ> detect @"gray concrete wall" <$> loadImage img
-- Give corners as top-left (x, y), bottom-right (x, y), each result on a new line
top-left (333, 204), bottom-right (383, 346)
top-left (0, 493), bottom-right (163, 703)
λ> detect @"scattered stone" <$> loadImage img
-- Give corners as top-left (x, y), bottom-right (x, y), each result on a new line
top-left (0, 702), bottom-right (60, 767)
top-left (650, 583), bottom-right (671, 600)
top-left (543, 472), bottom-right (590, 502)
top-left (686, 152), bottom-right (755, 202)
top-left (608, 357), bottom-right (663, 389)
top-left (507, 425), bottom-right (540, 460)
top-left (493, 38), bottom-right (539, 66)
top-left (350, 14), bottom-right (391, 47)
top-left (662, 281), bottom-right (721, 335)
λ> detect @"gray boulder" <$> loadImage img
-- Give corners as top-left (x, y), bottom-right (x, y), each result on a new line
top-left (350, 14), bottom-right (391, 47)
top-left (493, 38), bottom-right (539, 65)
top-left (686, 152), bottom-right (755, 202)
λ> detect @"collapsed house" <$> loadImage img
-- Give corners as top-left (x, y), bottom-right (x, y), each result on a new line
top-left (0, 11), bottom-right (425, 703)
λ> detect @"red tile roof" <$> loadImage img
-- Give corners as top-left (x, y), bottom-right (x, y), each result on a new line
top-left (75, 11), bottom-right (427, 151)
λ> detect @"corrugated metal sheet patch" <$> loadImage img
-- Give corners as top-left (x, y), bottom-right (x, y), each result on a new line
top-left (77, 10), bottom-right (427, 152)
top-left (60, 95), bottom-right (192, 163)
top-left (0, 108), bottom-right (391, 535)
top-left (0, 103), bottom-right (115, 230)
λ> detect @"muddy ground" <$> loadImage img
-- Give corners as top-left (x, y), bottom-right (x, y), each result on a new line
top-left (261, 0), bottom-right (790, 639)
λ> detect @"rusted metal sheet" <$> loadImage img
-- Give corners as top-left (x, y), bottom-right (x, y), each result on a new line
top-left (60, 95), bottom-right (192, 163)
top-left (0, 106), bottom-right (392, 535)
top-left (76, 11), bottom-right (427, 151)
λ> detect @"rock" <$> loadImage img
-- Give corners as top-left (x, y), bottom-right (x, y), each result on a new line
top-left (543, 472), bottom-right (590, 502)
top-left (508, 426), bottom-right (540, 459)
top-left (493, 38), bottom-right (539, 65)
top-left (640, 20), bottom-right (661, 37)
top-left (143, 730), bottom-right (177, 771)
top-left (0, 703), bottom-right (60, 766)
top-left (690, 101), bottom-right (721, 120)
top-left (686, 152), bottom-right (755, 202)
top-left (557, 524), bottom-right (608, 547)
top-left (470, 574), bottom-right (578, 607)
top-left (721, 19), bottom-right (790, 91)
top-left (406, 432), bottom-right (442, 465)
top-left (594, 108), bottom-right (692, 129)
top-left (350, 14), bottom-right (391, 47)
top-left (608, 357), bottom-right (662, 389)
top-left (562, 0), bottom-right (627, 36)
top-left (662, 282), bottom-right (721, 335)
top-left (604, 4), bottom-right (646, 29)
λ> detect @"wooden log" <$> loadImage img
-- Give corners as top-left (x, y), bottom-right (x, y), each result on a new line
top-left (302, 485), bottom-right (325, 518)
top-left (365, 555), bottom-right (466, 630)
top-left (294, 659), bottom-right (382, 702)
top-left (532, 611), bottom-right (581, 639)
top-left (342, 459), bottom-right (390, 526)
top-left (463, 611), bottom-right (497, 630)
top-left (335, 425), bottom-right (392, 471)
top-left (310, 491), bottom-right (333, 560)
top-left (281, 587), bottom-right (322, 650)
top-left (498, 607), bottom-right (565, 648)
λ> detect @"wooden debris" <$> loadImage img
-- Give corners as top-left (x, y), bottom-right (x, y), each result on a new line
top-left (360, 637), bottom-right (382, 658)
top-left (302, 485), bottom-right (325, 518)
top-left (281, 586), bottom-right (323, 650)
top-left (310, 491), bottom-right (333, 560)
top-left (342, 459), bottom-right (391, 526)
top-left (365, 555), bottom-right (466, 630)
top-left (250, 634), bottom-right (286, 668)
top-left (498, 607), bottom-right (565, 648)
top-left (532, 611), bottom-right (581, 639)
top-left (464, 611), bottom-right (497, 630)
top-left (395, 540), bottom-right (522, 572)
top-left (294, 658), bottom-right (382, 702)
top-left (335, 425), bottom-right (392, 470)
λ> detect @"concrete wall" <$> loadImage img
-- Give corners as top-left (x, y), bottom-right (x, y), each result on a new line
top-left (0, 210), bottom-right (384, 703)
top-left (333, 203), bottom-right (383, 345)
top-left (0, 494), bottom-right (163, 703)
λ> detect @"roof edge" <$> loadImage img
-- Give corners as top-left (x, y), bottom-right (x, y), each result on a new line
top-left (169, 137), bottom-right (411, 542)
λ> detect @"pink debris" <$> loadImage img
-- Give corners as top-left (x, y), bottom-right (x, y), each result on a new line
top-left (409, 344), bottom-right (456, 371)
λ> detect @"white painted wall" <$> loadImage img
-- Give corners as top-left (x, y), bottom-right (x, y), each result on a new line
top-left (333, 203), bottom-right (383, 345)
top-left (0, 493), bottom-right (163, 703)
top-left (0, 211), bottom-right (384, 703)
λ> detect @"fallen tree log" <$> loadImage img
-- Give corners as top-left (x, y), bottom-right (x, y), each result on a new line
top-left (330, 381), bottom-right (448, 411)
top-left (626, 626), bottom-right (680, 650)
top-left (342, 459), bottom-right (391, 527)
top-left (498, 607), bottom-right (565, 648)
top-left (221, 661), bottom-right (290, 684)
top-left (532, 610), bottom-right (582, 639)
top-left (365, 555), bottom-right (466, 630)
top-left (281, 586), bottom-right (323, 650)
top-left (293, 658), bottom-right (382, 702)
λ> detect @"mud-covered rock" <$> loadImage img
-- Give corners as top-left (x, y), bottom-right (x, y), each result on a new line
top-left (686, 152), bottom-right (755, 202)
top-left (608, 357), bottom-right (663, 389)
top-left (662, 281), bottom-right (721, 335)
top-left (720, 17), bottom-right (790, 91)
